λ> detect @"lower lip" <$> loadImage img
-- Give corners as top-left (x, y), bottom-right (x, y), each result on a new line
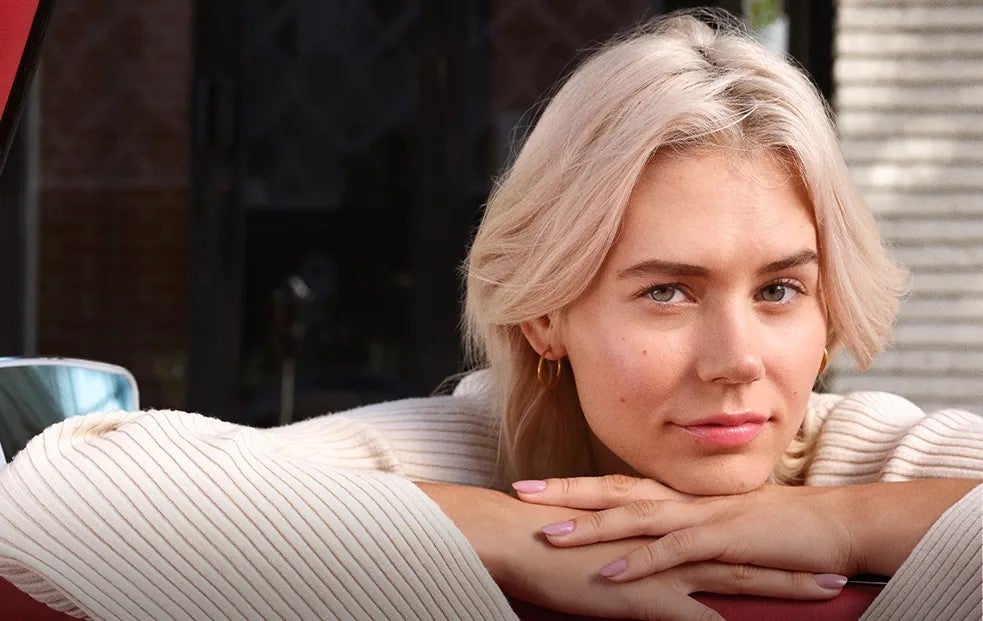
top-left (679, 422), bottom-right (764, 447)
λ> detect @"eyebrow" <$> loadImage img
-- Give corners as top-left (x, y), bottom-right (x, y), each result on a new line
top-left (617, 249), bottom-right (819, 280)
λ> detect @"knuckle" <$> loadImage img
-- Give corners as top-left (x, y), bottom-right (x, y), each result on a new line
top-left (626, 499), bottom-right (663, 520)
top-left (729, 563), bottom-right (759, 584)
top-left (556, 477), bottom-right (576, 496)
top-left (583, 509), bottom-right (607, 532)
top-left (638, 541), bottom-right (662, 568)
top-left (603, 473), bottom-right (639, 498)
top-left (664, 529), bottom-right (695, 560)
top-left (790, 570), bottom-right (813, 593)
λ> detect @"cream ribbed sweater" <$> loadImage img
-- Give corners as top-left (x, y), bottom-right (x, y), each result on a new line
top-left (0, 389), bottom-right (980, 620)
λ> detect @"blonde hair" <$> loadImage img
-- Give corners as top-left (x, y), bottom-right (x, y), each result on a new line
top-left (463, 11), bottom-right (907, 486)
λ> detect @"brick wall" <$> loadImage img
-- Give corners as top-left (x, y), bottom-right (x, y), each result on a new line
top-left (37, 1), bottom-right (191, 408)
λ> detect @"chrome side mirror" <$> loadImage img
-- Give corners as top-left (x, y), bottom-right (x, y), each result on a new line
top-left (0, 358), bottom-right (139, 463)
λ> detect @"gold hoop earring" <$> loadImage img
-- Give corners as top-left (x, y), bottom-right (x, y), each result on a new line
top-left (818, 348), bottom-right (829, 376)
top-left (537, 351), bottom-right (562, 389)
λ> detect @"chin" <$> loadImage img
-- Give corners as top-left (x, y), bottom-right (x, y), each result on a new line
top-left (658, 468), bottom-right (771, 497)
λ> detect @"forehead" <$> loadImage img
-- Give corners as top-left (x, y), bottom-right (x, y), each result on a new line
top-left (610, 149), bottom-right (818, 267)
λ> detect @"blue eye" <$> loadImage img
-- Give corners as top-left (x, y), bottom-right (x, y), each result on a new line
top-left (647, 285), bottom-right (686, 303)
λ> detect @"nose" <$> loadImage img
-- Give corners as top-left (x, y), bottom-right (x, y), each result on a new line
top-left (695, 302), bottom-right (765, 385)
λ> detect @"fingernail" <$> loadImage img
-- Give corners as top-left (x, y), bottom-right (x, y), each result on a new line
top-left (541, 520), bottom-right (575, 536)
top-left (512, 480), bottom-right (547, 493)
top-left (814, 574), bottom-right (848, 590)
top-left (599, 559), bottom-right (628, 577)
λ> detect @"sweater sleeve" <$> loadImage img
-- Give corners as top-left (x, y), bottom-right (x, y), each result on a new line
top-left (860, 483), bottom-right (982, 621)
top-left (804, 392), bottom-right (983, 620)
top-left (268, 394), bottom-right (502, 489)
top-left (804, 391), bottom-right (983, 484)
top-left (0, 408), bottom-right (516, 620)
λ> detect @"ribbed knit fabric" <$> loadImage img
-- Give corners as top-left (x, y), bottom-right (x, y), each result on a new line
top-left (0, 407), bottom-right (514, 620)
top-left (0, 389), bottom-right (980, 620)
top-left (861, 484), bottom-right (982, 621)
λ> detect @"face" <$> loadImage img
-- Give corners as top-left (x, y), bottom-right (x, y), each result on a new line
top-left (541, 149), bottom-right (827, 495)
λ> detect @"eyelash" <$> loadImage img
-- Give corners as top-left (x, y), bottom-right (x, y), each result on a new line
top-left (758, 278), bottom-right (807, 305)
top-left (638, 283), bottom-right (690, 304)
top-left (637, 278), bottom-right (808, 305)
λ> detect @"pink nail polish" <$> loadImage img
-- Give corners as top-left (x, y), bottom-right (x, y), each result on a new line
top-left (600, 559), bottom-right (628, 577)
top-left (814, 574), bottom-right (848, 590)
top-left (512, 480), bottom-right (547, 493)
top-left (541, 521), bottom-right (575, 536)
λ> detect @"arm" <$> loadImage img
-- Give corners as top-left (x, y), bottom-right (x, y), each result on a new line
top-left (516, 393), bottom-right (982, 610)
top-left (861, 484), bottom-right (982, 621)
top-left (269, 393), bottom-right (502, 487)
top-left (847, 478), bottom-right (980, 576)
top-left (805, 392), bottom-right (983, 485)
top-left (0, 409), bottom-right (516, 620)
top-left (418, 482), bottom-right (847, 621)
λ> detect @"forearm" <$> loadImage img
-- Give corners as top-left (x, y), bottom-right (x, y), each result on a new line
top-left (416, 482), bottom-right (589, 583)
top-left (847, 478), bottom-right (982, 575)
top-left (862, 483), bottom-right (982, 621)
top-left (417, 482), bottom-right (657, 615)
top-left (418, 482), bottom-right (848, 619)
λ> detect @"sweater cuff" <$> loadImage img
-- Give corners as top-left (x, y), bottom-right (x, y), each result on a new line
top-left (862, 483), bottom-right (983, 621)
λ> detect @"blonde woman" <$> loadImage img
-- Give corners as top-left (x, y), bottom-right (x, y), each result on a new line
top-left (1, 12), bottom-right (980, 621)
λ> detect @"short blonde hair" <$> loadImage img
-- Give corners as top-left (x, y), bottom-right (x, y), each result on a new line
top-left (463, 11), bottom-right (907, 484)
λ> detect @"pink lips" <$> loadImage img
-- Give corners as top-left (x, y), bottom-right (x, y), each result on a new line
top-left (678, 414), bottom-right (767, 447)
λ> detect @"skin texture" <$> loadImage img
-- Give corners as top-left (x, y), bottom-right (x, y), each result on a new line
top-left (419, 149), bottom-right (980, 618)
top-left (418, 482), bottom-right (845, 621)
top-left (516, 474), bottom-right (979, 583)
top-left (523, 148), bottom-right (828, 495)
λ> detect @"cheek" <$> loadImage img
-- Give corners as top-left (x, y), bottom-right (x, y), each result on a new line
top-left (570, 326), bottom-right (665, 383)
top-left (768, 316), bottom-right (827, 389)
top-left (569, 330), bottom-right (685, 422)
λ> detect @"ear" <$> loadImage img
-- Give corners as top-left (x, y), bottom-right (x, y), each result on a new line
top-left (519, 314), bottom-right (568, 358)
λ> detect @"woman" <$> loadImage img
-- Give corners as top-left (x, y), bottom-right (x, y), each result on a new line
top-left (1, 12), bottom-right (980, 621)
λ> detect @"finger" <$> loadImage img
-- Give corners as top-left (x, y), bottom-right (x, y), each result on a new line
top-left (513, 474), bottom-right (686, 509)
top-left (542, 499), bottom-right (700, 547)
top-left (633, 595), bottom-right (724, 621)
top-left (618, 581), bottom-right (724, 621)
top-left (601, 526), bottom-right (724, 581)
top-left (605, 525), bottom-right (831, 582)
top-left (678, 563), bottom-right (848, 601)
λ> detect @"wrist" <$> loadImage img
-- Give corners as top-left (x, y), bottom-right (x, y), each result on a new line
top-left (846, 479), bottom-right (980, 575)
top-left (416, 482), bottom-right (525, 581)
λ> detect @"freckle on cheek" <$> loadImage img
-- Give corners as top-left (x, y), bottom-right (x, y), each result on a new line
top-left (641, 349), bottom-right (647, 356)
top-left (619, 397), bottom-right (626, 403)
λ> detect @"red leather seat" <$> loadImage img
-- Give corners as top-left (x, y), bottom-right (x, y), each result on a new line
top-left (0, 576), bottom-right (76, 620)
top-left (1, 574), bottom-right (879, 621)
top-left (508, 590), bottom-right (881, 620)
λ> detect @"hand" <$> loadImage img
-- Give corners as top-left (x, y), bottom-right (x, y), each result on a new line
top-left (515, 475), bottom-right (858, 582)
top-left (517, 475), bottom-right (981, 581)
top-left (420, 482), bottom-right (846, 621)
top-left (512, 472), bottom-right (696, 505)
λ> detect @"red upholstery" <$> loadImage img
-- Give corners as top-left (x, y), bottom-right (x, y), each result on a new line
top-left (0, 0), bottom-right (38, 119)
top-left (0, 576), bottom-right (75, 620)
top-left (510, 589), bottom-right (880, 620)
top-left (1, 571), bottom-right (878, 620)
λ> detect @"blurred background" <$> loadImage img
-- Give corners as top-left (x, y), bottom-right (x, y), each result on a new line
top-left (0, 0), bottom-right (980, 426)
